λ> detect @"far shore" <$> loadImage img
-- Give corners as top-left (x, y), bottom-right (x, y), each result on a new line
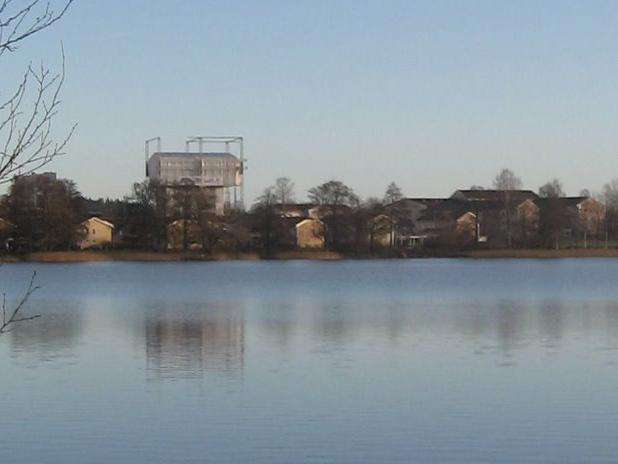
top-left (1, 248), bottom-right (618, 263)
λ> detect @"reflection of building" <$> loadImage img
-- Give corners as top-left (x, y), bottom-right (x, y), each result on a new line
top-left (145, 308), bottom-right (245, 378)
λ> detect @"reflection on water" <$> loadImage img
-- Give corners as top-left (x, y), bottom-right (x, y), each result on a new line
top-left (144, 303), bottom-right (245, 379)
top-left (1, 260), bottom-right (618, 463)
top-left (8, 305), bottom-right (82, 362)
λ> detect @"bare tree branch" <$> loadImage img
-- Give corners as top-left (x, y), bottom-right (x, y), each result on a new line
top-left (0, 44), bottom-right (77, 182)
top-left (0, 271), bottom-right (40, 334)
top-left (0, 0), bottom-right (74, 56)
top-left (0, 1), bottom-right (75, 335)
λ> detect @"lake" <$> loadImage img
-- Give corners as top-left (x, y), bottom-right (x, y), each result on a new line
top-left (1, 259), bottom-right (618, 463)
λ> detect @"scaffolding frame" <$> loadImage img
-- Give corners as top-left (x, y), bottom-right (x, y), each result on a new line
top-left (185, 136), bottom-right (245, 210)
top-left (144, 135), bottom-right (246, 211)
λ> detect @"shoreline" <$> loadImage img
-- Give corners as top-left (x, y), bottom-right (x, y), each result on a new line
top-left (1, 248), bottom-right (618, 263)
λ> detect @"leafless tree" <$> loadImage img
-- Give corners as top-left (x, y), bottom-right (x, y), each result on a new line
top-left (274, 177), bottom-right (295, 205)
top-left (253, 186), bottom-right (279, 256)
top-left (383, 182), bottom-right (404, 248)
top-left (603, 179), bottom-right (618, 242)
top-left (493, 168), bottom-right (522, 191)
top-left (308, 180), bottom-right (358, 250)
top-left (0, 270), bottom-right (40, 334)
top-left (0, 0), bottom-right (75, 335)
top-left (493, 168), bottom-right (523, 247)
top-left (383, 182), bottom-right (403, 205)
top-left (538, 179), bottom-right (564, 198)
top-left (0, 0), bottom-right (76, 183)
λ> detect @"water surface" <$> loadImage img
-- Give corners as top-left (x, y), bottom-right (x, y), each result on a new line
top-left (1, 259), bottom-right (618, 463)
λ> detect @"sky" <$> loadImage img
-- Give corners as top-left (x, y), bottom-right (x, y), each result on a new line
top-left (3, 0), bottom-right (618, 203)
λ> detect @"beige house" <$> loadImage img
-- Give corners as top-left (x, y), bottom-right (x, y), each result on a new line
top-left (456, 212), bottom-right (478, 244)
top-left (79, 217), bottom-right (114, 249)
top-left (295, 218), bottom-right (325, 249)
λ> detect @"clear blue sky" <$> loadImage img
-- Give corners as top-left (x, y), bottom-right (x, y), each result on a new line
top-left (8, 0), bottom-right (618, 202)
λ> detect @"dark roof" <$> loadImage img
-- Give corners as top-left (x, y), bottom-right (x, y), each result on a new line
top-left (385, 198), bottom-right (449, 209)
top-left (417, 198), bottom-right (503, 222)
top-left (560, 196), bottom-right (588, 206)
top-left (452, 189), bottom-right (539, 203)
top-left (537, 196), bottom-right (588, 208)
top-left (275, 203), bottom-right (316, 210)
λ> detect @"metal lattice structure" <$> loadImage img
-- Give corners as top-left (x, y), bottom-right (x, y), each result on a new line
top-left (145, 136), bottom-right (246, 212)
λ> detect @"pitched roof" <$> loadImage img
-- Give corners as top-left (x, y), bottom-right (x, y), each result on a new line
top-left (295, 218), bottom-right (324, 228)
top-left (417, 198), bottom-right (503, 222)
top-left (537, 196), bottom-right (588, 208)
top-left (452, 189), bottom-right (539, 203)
top-left (387, 198), bottom-right (448, 207)
top-left (84, 217), bottom-right (115, 229)
top-left (274, 203), bottom-right (316, 214)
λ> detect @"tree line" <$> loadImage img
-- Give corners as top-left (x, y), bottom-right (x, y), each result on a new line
top-left (2, 168), bottom-right (618, 254)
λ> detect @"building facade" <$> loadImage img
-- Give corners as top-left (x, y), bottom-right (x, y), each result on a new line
top-left (79, 217), bottom-right (114, 249)
top-left (147, 152), bottom-right (243, 215)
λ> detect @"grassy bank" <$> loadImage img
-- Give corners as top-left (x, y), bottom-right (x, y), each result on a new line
top-left (461, 248), bottom-right (618, 259)
top-left (1, 248), bottom-right (618, 263)
top-left (0, 250), bottom-right (345, 263)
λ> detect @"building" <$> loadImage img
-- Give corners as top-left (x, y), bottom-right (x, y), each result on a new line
top-left (450, 189), bottom-right (539, 204)
top-left (79, 217), bottom-right (114, 249)
top-left (295, 218), bottom-right (325, 249)
top-left (538, 196), bottom-right (606, 244)
top-left (147, 151), bottom-right (243, 215)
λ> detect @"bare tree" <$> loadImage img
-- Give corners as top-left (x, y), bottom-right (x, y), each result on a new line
top-left (308, 180), bottom-right (358, 207)
top-left (274, 177), bottom-right (295, 205)
top-left (0, 0), bottom-right (76, 183)
top-left (603, 179), bottom-right (618, 242)
top-left (308, 180), bottom-right (358, 250)
top-left (493, 168), bottom-right (523, 247)
top-left (0, 270), bottom-right (40, 335)
top-left (0, 0), bottom-right (75, 335)
top-left (603, 179), bottom-right (618, 208)
top-left (539, 179), bottom-right (564, 198)
top-left (493, 168), bottom-right (523, 191)
top-left (252, 186), bottom-right (279, 256)
top-left (383, 182), bottom-right (403, 205)
top-left (383, 182), bottom-right (403, 248)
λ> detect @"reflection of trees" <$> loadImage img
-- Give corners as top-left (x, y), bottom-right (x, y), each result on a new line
top-left (602, 302), bottom-right (618, 343)
top-left (314, 301), bottom-right (350, 343)
top-left (8, 305), bottom-right (81, 360)
top-left (494, 300), bottom-right (527, 355)
top-left (258, 302), bottom-right (298, 348)
top-left (145, 304), bottom-right (245, 379)
top-left (538, 300), bottom-right (565, 344)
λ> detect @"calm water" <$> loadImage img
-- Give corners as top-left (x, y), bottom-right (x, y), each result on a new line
top-left (2, 259), bottom-right (618, 463)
